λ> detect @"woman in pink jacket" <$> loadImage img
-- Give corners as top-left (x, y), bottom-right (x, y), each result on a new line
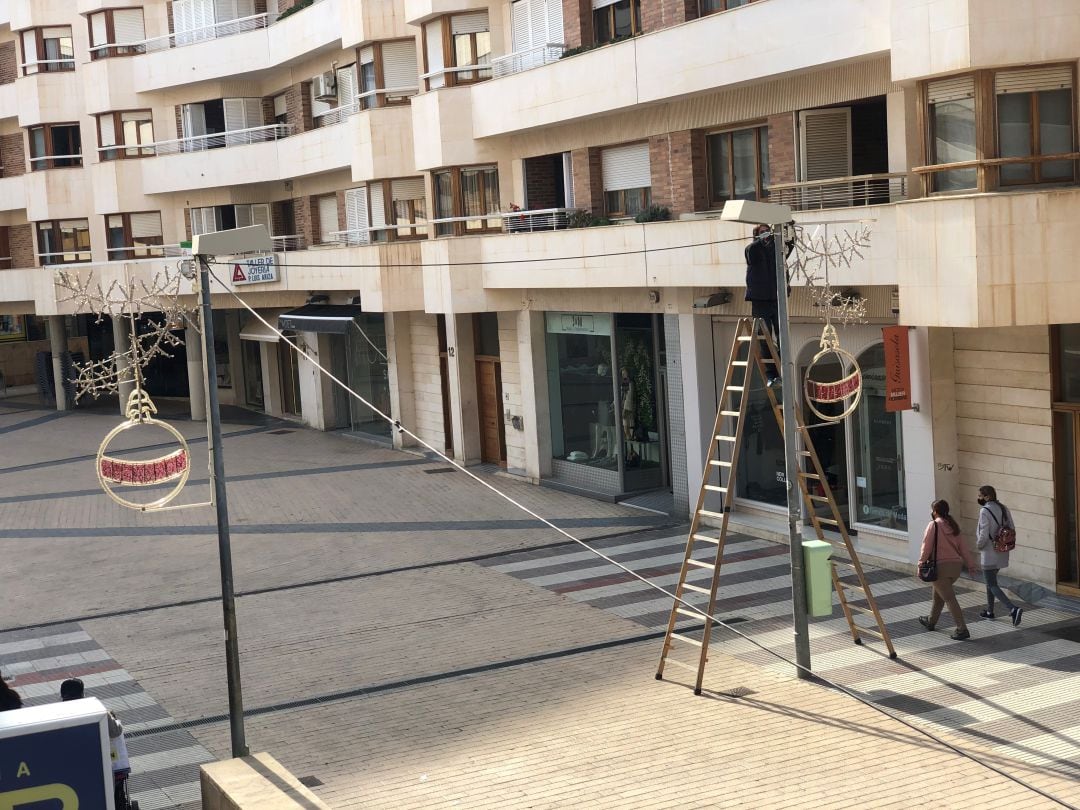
top-left (917, 499), bottom-right (978, 640)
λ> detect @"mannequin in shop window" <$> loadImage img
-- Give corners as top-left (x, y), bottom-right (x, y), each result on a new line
top-left (620, 367), bottom-right (641, 467)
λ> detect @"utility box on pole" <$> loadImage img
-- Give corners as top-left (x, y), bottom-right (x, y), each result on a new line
top-left (802, 539), bottom-right (834, 618)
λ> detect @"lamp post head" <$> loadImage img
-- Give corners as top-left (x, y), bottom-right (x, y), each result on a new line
top-left (720, 199), bottom-right (793, 227)
top-left (192, 225), bottom-right (274, 257)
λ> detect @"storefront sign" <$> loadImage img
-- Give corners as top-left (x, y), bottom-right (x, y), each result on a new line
top-left (0, 699), bottom-right (113, 810)
top-left (545, 312), bottom-right (612, 336)
top-left (231, 255), bottom-right (277, 285)
top-left (882, 325), bottom-right (912, 412)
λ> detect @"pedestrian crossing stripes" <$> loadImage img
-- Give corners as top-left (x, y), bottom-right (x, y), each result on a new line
top-left (0, 622), bottom-right (212, 810)
top-left (479, 530), bottom-right (1080, 776)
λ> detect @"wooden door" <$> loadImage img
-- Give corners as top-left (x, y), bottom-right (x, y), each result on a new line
top-left (476, 357), bottom-right (506, 465)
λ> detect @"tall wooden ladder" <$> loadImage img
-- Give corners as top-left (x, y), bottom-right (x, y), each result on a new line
top-left (656, 317), bottom-right (895, 695)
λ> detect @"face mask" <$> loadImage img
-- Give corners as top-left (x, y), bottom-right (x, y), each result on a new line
top-left (977, 497), bottom-right (986, 506)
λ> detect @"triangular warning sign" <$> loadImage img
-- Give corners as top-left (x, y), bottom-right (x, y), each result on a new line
top-left (232, 264), bottom-right (246, 283)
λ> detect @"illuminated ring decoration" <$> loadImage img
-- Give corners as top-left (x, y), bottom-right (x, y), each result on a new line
top-left (96, 393), bottom-right (191, 510)
top-left (803, 326), bottom-right (862, 423)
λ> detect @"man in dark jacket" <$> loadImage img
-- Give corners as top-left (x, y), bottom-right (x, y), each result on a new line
top-left (745, 223), bottom-right (795, 385)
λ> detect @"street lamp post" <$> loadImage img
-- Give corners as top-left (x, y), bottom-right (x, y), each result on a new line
top-left (189, 225), bottom-right (274, 756)
top-left (721, 200), bottom-right (812, 680)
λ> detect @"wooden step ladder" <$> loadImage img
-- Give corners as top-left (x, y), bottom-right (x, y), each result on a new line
top-left (655, 317), bottom-right (895, 695)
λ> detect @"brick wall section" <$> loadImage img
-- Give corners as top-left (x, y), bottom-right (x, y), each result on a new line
top-left (648, 130), bottom-right (708, 216)
top-left (254, 0), bottom-right (267, 13)
top-left (336, 190), bottom-right (348, 232)
top-left (563, 0), bottom-right (593, 49)
top-left (641, 0), bottom-right (697, 33)
top-left (0, 132), bottom-right (26, 177)
top-left (284, 83), bottom-right (313, 134)
top-left (277, 0), bottom-right (307, 12)
top-left (570, 147), bottom-right (605, 214)
top-left (261, 97), bottom-right (275, 127)
top-left (0, 42), bottom-right (17, 85)
top-left (183, 210), bottom-right (192, 241)
top-left (293, 196), bottom-right (314, 247)
top-left (167, 1), bottom-right (174, 35)
top-left (767, 113), bottom-right (796, 190)
top-left (9, 224), bottom-right (36, 269)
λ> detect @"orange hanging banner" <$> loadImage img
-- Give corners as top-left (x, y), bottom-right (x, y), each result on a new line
top-left (883, 325), bottom-right (912, 412)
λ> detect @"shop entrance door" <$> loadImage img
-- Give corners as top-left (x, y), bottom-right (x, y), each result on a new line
top-left (278, 331), bottom-right (302, 417)
top-left (474, 313), bottom-right (505, 465)
top-left (1053, 326), bottom-right (1080, 594)
top-left (241, 340), bottom-right (264, 410)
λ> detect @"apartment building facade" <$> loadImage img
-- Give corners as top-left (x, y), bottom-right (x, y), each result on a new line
top-left (1, 0), bottom-right (1079, 598)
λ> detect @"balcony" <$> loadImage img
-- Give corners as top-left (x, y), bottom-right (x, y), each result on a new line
top-left (80, 47), bottom-right (138, 115)
top-left (491, 44), bottom-right (565, 78)
top-left (340, 0), bottom-right (415, 48)
top-left (768, 173), bottom-right (908, 211)
top-left (411, 85), bottom-right (500, 171)
top-left (15, 69), bottom-right (81, 126)
top-left (0, 83), bottom-right (17, 121)
top-left (139, 125), bottom-right (289, 194)
top-left (277, 120), bottom-right (353, 179)
top-left (24, 169), bottom-right (93, 223)
top-left (0, 177), bottom-right (26, 213)
top-left (472, 0), bottom-right (889, 138)
top-left (350, 103), bottom-right (417, 182)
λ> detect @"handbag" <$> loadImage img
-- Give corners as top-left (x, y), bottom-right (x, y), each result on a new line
top-left (918, 523), bottom-right (939, 582)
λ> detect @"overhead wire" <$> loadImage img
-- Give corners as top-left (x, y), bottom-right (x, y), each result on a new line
top-left (205, 265), bottom-right (1077, 810)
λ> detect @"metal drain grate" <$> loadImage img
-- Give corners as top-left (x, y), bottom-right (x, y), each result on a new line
top-left (267, 429), bottom-right (295, 435)
top-left (717, 686), bottom-right (756, 699)
top-left (423, 467), bottom-right (455, 474)
top-left (298, 776), bottom-right (324, 788)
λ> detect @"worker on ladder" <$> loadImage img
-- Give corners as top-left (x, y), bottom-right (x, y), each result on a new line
top-left (744, 223), bottom-right (795, 388)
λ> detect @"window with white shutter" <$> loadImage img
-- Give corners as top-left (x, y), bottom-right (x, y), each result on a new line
top-left (381, 40), bottom-right (419, 102)
top-left (602, 142), bottom-right (651, 217)
top-left (369, 183), bottom-right (388, 235)
top-left (317, 195), bottom-right (339, 244)
top-left (448, 12), bottom-right (491, 84)
top-left (251, 203), bottom-right (271, 233)
top-left (424, 21), bottom-right (445, 89)
top-left (337, 64), bottom-right (357, 112)
top-left (234, 205), bottom-right (254, 229)
top-left (90, 13), bottom-right (109, 49)
top-left (113, 9), bottom-right (146, 44)
top-left (344, 187), bottom-right (370, 245)
top-left (562, 152), bottom-right (575, 209)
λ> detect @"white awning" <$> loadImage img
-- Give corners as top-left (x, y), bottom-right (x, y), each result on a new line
top-left (239, 309), bottom-right (287, 342)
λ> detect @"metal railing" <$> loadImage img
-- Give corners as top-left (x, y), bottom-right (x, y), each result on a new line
top-left (105, 245), bottom-right (167, 259)
top-left (356, 85), bottom-right (419, 107)
top-left (88, 42), bottom-right (147, 59)
top-left (138, 13), bottom-right (272, 52)
top-left (911, 152), bottom-right (1080, 195)
top-left (19, 58), bottom-right (75, 73)
top-left (313, 102), bottom-right (359, 128)
top-left (145, 124), bottom-right (291, 155)
top-left (326, 229), bottom-right (370, 246)
top-left (501, 207), bottom-right (570, 233)
top-left (272, 234), bottom-right (305, 251)
top-left (38, 250), bottom-right (92, 265)
top-left (29, 154), bottom-right (83, 169)
top-left (766, 173), bottom-right (907, 211)
top-left (491, 44), bottom-right (566, 78)
top-left (420, 63), bottom-right (493, 85)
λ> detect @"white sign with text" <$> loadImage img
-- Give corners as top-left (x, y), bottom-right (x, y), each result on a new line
top-left (230, 256), bottom-right (278, 285)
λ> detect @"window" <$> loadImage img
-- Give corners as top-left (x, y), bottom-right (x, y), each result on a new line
top-left (851, 344), bottom-right (907, 532)
top-left (592, 0), bottom-right (641, 45)
top-left (106, 212), bottom-right (164, 260)
top-left (366, 178), bottom-right (429, 241)
top-left (926, 76), bottom-right (977, 192)
top-left (36, 219), bottom-right (91, 265)
top-left (995, 67), bottom-right (1075, 185)
top-left (431, 166), bottom-right (500, 236)
top-left (601, 142), bottom-right (651, 218)
top-left (510, 0), bottom-right (564, 64)
top-left (359, 41), bottom-right (420, 109)
top-left (316, 194), bottom-right (339, 244)
top-left (707, 126), bottom-right (769, 206)
top-left (423, 13), bottom-right (490, 90)
top-left (20, 27), bottom-right (74, 75)
top-left (699, 0), bottom-right (750, 15)
top-left (190, 204), bottom-right (271, 236)
top-left (98, 111), bottom-right (155, 161)
top-left (273, 94), bottom-right (287, 126)
top-left (28, 123), bottom-right (82, 170)
top-left (88, 9), bottom-right (146, 59)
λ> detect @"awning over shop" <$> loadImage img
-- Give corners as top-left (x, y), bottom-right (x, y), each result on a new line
top-left (278, 305), bottom-right (363, 334)
top-left (239, 309), bottom-right (288, 343)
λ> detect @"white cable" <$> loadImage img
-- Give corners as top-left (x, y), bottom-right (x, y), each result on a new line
top-left (207, 266), bottom-right (1076, 809)
top-left (351, 320), bottom-right (389, 362)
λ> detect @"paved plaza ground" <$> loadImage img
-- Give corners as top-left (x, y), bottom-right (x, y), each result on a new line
top-left (2, 394), bottom-right (1080, 808)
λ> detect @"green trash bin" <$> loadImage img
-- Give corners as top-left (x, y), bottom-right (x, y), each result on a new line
top-left (802, 539), bottom-right (833, 618)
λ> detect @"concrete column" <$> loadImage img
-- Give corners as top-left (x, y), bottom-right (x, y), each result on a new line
top-left (902, 325), bottom-right (939, 562)
top-left (111, 315), bottom-right (134, 414)
top-left (518, 310), bottom-right (552, 480)
top-left (297, 332), bottom-right (327, 430)
top-left (444, 313), bottom-right (482, 464)
top-left (186, 325), bottom-right (206, 421)
top-left (386, 312), bottom-right (417, 449)
top-left (48, 315), bottom-right (68, 412)
top-left (677, 313), bottom-right (717, 516)
top-left (261, 342), bottom-right (283, 417)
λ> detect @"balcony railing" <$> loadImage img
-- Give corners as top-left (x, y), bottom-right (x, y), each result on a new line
top-left (327, 229), bottom-right (370, 246)
top-left (491, 44), bottom-right (566, 78)
top-left (501, 207), bottom-right (570, 233)
top-left (38, 250), bottom-right (92, 266)
top-left (19, 58), bottom-right (75, 74)
top-left (142, 124), bottom-right (291, 156)
top-left (29, 154), bottom-right (83, 170)
top-left (138, 13), bottom-right (272, 52)
top-left (314, 102), bottom-right (359, 128)
top-left (912, 152), bottom-right (1080, 195)
top-left (356, 85), bottom-right (420, 108)
top-left (766, 173), bottom-right (907, 211)
top-left (272, 234), bottom-right (306, 251)
top-left (105, 245), bottom-right (167, 260)
top-left (420, 63), bottom-right (493, 86)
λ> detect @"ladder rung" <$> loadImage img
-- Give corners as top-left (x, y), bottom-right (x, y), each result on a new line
top-left (798, 450), bottom-right (811, 457)
top-left (676, 607), bottom-right (704, 620)
top-left (663, 657), bottom-right (704, 673)
top-left (816, 517), bottom-right (841, 526)
top-left (720, 410), bottom-right (740, 417)
top-left (831, 559), bottom-right (858, 570)
top-left (837, 582), bottom-right (868, 597)
top-left (682, 583), bottom-right (711, 595)
top-left (709, 460), bottom-right (732, 467)
top-left (846, 603), bottom-right (877, 616)
top-left (686, 559), bottom-right (716, 571)
top-left (732, 360), bottom-right (748, 366)
top-left (670, 633), bottom-right (703, 647)
top-left (692, 533), bottom-right (721, 544)
top-left (714, 435), bottom-right (736, 442)
top-left (808, 494), bottom-right (829, 502)
top-left (697, 509), bottom-right (727, 521)
top-left (853, 625), bottom-right (884, 638)
top-left (725, 386), bottom-right (744, 392)
top-left (703, 485), bottom-right (727, 494)
top-left (800, 473), bottom-right (821, 480)
top-left (736, 336), bottom-right (752, 342)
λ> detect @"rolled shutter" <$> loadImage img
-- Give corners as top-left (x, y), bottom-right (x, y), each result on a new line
top-left (799, 108), bottom-right (852, 181)
top-left (318, 195), bottom-right (338, 242)
top-left (244, 97), bottom-right (262, 128)
top-left (130, 212), bottom-right (162, 239)
top-left (592, 0), bottom-right (619, 9)
top-left (21, 30), bottom-right (38, 67)
top-left (273, 94), bottom-right (286, 117)
top-left (223, 99), bottom-right (247, 132)
top-left (382, 40), bottom-right (418, 92)
top-left (369, 182), bottom-right (387, 229)
top-left (391, 177), bottom-right (426, 202)
top-left (995, 66), bottom-right (1072, 95)
top-left (90, 13), bottom-right (108, 47)
top-left (424, 22), bottom-right (444, 88)
top-left (236, 0), bottom-right (255, 17)
top-left (113, 9), bottom-right (146, 43)
top-left (562, 152), bottom-right (575, 208)
top-left (99, 115), bottom-right (117, 148)
top-left (927, 75), bottom-right (975, 104)
top-left (451, 11), bottom-right (488, 35)
top-left (234, 205), bottom-right (253, 228)
top-left (546, 0), bottom-right (563, 44)
top-left (359, 45), bottom-right (375, 65)
top-left (251, 203), bottom-right (271, 233)
top-left (511, 0), bottom-right (530, 50)
top-left (601, 142), bottom-right (651, 191)
top-left (344, 187), bottom-right (369, 244)
top-left (214, 0), bottom-right (238, 23)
